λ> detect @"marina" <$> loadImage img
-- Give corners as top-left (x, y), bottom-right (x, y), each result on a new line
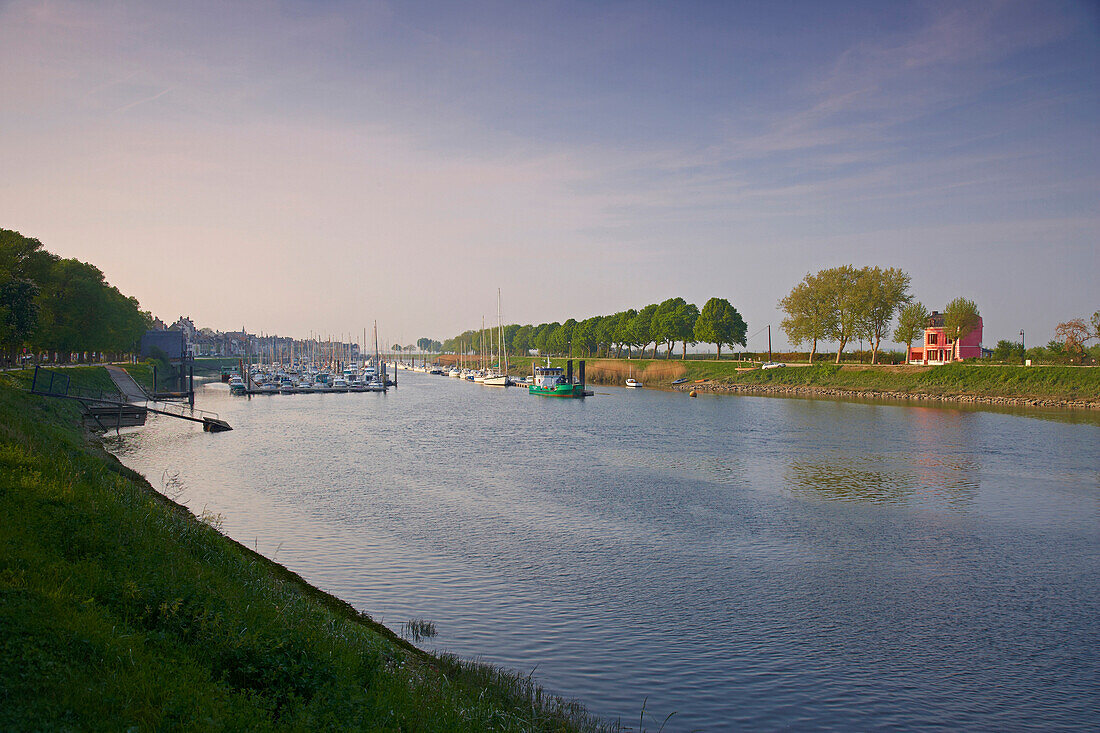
top-left (227, 323), bottom-right (395, 396)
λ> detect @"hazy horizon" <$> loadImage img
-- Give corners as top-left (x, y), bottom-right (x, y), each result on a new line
top-left (2, 0), bottom-right (1097, 350)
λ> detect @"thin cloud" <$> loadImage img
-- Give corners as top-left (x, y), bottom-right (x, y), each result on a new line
top-left (112, 87), bottom-right (172, 114)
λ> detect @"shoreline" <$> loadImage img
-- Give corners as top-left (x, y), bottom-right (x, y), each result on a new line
top-left (669, 381), bottom-right (1100, 410)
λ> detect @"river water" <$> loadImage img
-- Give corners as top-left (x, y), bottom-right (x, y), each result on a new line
top-left (105, 371), bottom-right (1100, 731)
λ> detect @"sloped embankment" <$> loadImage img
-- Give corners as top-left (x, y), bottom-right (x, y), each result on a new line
top-left (0, 368), bottom-right (602, 731)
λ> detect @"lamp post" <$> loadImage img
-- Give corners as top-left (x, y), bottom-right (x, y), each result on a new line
top-left (1020, 330), bottom-right (1025, 364)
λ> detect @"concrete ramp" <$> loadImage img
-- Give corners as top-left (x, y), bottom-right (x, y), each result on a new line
top-left (105, 365), bottom-right (150, 403)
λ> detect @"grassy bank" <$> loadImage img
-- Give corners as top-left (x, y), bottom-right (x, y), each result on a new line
top-left (478, 356), bottom-right (1100, 403)
top-left (714, 363), bottom-right (1100, 402)
top-left (0, 368), bottom-right (603, 730)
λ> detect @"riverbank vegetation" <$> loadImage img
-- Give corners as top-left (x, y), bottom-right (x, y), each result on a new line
top-left (0, 367), bottom-right (604, 730)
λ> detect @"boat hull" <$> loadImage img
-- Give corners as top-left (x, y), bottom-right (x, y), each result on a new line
top-left (528, 384), bottom-right (585, 398)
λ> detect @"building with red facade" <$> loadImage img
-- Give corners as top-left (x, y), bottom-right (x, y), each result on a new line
top-left (907, 310), bottom-right (983, 364)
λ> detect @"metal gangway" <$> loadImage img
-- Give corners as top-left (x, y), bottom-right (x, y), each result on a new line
top-left (30, 366), bottom-right (232, 432)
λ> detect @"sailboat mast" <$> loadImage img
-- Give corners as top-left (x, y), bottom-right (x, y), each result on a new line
top-left (498, 288), bottom-right (507, 376)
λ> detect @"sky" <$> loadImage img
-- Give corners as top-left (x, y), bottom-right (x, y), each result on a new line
top-left (1, 0), bottom-right (1097, 350)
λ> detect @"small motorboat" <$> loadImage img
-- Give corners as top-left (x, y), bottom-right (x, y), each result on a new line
top-left (671, 378), bottom-right (688, 385)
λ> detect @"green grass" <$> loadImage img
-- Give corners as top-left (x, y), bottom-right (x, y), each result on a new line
top-left (124, 361), bottom-right (156, 392)
top-left (0, 367), bottom-right (605, 731)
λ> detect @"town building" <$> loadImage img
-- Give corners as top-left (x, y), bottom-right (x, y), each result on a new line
top-left (140, 329), bottom-right (188, 361)
top-left (908, 311), bottom-right (983, 364)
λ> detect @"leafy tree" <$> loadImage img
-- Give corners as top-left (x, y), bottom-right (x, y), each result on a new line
top-left (860, 266), bottom-right (911, 364)
top-left (571, 317), bottom-right (598, 357)
top-left (600, 311), bottom-right (623, 357)
top-left (894, 301), bottom-right (929, 361)
top-left (534, 322), bottom-right (560, 355)
top-left (511, 325), bottom-right (533, 356)
top-left (560, 318), bottom-right (578, 356)
top-left (694, 297), bottom-right (747, 360)
top-left (779, 271), bottom-right (835, 364)
top-left (631, 304), bottom-right (659, 358)
top-left (101, 289), bottom-right (150, 354)
top-left (34, 259), bottom-right (108, 359)
top-left (655, 298), bottom-right (698, 359)
top-left (614, 309), bottom-right (638, 357)
top-left (417, 337), bottom-right (433, 351)
top-left (546, 324), bottom-right (568, 355)
top-left (654, 298), bottom-right (682, 357)
top-left (0, 228), bottom-right (58, 283)
top-left (593, 313), bottom-right (611, 356)
top-left (992, 340), bottom-right (1024, 363)
top-left (677, 302), bottom-right (700, 359)
top-left (503, 324), bottom-right (521, 355)
top-left (0, 279), bottom-right (39, 360)
top-left (942, 297), bottom-right (981, 361)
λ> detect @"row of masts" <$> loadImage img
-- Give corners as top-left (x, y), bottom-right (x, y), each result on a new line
top-left (245, 322), bottom-right (387, 374)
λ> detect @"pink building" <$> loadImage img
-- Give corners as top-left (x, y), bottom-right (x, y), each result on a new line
top-left (908, 310), bottom-right (983, 365)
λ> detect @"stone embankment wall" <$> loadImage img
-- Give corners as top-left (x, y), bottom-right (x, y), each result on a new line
top-left (673, 382), bottom-right (1099, 410)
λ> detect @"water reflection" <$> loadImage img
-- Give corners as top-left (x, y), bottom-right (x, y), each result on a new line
top-left (787, 457), bottom-right (916, 504)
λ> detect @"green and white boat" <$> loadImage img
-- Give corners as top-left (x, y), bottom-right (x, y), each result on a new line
top-left (528, 360), bottom-right (587, 398)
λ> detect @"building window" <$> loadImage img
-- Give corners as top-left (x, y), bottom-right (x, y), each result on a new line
top-left (928, 333), bottom-right (938, 345)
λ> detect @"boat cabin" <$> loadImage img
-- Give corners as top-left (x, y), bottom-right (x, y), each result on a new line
top-left (533, 365), bottom-right (565, 389)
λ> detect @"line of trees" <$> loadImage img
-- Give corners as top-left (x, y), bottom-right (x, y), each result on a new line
top-left (415, 337), bottom-right (443, 353)
top-left (442, 296), bottom-right (747, 359)
top-left (0, 228), bottom-right (152, 365)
